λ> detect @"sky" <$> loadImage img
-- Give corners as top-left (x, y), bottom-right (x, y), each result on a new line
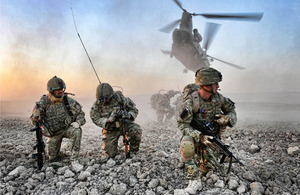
top-left (1, 0), bottom-right (300, 101)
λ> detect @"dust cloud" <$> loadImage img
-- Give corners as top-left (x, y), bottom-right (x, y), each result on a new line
top-left (1, 90), bottom-right (300, 127)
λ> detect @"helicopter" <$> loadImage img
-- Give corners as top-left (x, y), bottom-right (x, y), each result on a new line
top-left (159, 0), bottom-right (263, 73)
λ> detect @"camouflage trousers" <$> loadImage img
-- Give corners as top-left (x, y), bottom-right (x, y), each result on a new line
top-left (46, 126), bottom-right (82, 161)
top-left (185, 145), bottom-right (209, 179)
top-left (102, 122), bottom-right (142, 158)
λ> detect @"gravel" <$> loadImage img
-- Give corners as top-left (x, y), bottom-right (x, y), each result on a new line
top-left (0, 117), bottom-right (299, 194)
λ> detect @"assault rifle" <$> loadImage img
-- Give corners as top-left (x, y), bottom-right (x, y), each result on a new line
top-left (190, 118), bottom-right (244, 167)
top-left (109, 109), bottom-right (131, 158)
top-left (123, 116), bottom-right (130, 158)
top-left (30, 122), bottom-right (45, 170)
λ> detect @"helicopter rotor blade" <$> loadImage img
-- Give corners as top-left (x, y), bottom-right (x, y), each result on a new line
top-left (193, 12), bottom-right (264, 22)
top-left (159, 19), bottom-right (181, 33)
top-left (203, 22), bottom-right (221, 51)
top-left (173, 0), bottom-right (186, 12)
top-left (161, 49), bottom-right (172, 55)
top-left (207, 55), bottom-right (245, 70)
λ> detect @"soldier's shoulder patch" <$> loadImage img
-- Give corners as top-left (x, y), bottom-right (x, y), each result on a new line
top-left (180, 108), bottom-right (189, 120)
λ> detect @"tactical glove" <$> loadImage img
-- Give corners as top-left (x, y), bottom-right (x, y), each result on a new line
top-left (215, 114), bottom-right (229, 126)
top-left (71, 122), bottom-right (80, 128)
top-left (107, 110), bottom-right (118, 123)
top-left (122, 110), bottom-right (131, 119)
top-left (116, 110), bottom-right (124, 118)
top-left (200, 134), bottom-right (213, 147)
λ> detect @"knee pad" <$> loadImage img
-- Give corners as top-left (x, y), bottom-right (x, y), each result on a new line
top-left (180, 136), bottom-right (195, 161)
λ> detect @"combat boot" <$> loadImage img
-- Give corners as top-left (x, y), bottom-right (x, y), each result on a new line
top-left (185, 179), bottom-right (202, 194)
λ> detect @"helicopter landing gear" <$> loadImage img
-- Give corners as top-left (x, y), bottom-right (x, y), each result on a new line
top-left (183, 69), bottom-right (188, 73)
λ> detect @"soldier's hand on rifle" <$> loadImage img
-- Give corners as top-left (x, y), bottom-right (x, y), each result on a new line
top-left (122, 110), bottom-right (131, 119)
top-left (215, 114), bottom-right (229, 126)
top-left (116, 110), bottom-right (124, 118)
top-left (107, 110), bottom-right (118, 123)
top-left (200, 134), bottom-right (213, 146)
top-left (71, 122), bottom-right (80, 128)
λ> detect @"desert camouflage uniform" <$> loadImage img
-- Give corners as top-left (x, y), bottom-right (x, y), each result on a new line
top-left (31, 92), bottom-right (86, 161)
top-left (90, 91), bottom-right (142, 158)
top-left (178, 83), bottom-right (237, 179)
top-left (154, 94), bottom-right (175, 123)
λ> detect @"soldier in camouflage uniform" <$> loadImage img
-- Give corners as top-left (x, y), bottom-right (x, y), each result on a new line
top-left (177, 67), bottom-right (237, 194)
top-left (152, 90), bottom-right (179, 123)
top-left (90, 83), bottom-right (142, 158)
top-left (30, 76), bottom-right (86, 172)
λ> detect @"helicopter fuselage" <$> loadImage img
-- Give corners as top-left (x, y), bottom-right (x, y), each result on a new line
top-left (160, 1), bottom-right (262, 72)
top-left (171, 12), bottom-right (210, 72)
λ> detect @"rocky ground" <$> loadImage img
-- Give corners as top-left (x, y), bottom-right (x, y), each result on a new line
top-left (0, 117), bottom-right (299, 195)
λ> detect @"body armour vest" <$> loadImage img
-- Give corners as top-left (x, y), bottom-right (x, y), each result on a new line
top-left (42, 98), bottom-right (73, 135)
top-left (191, 91), bottom-right (224, 128)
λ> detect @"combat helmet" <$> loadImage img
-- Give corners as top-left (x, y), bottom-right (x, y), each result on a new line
top-left (195, 67), bottom-right (222, 86)
top-left (47, 76), bottom-right (66, 92)
top-left (96, 83), bottom-right (114, 102)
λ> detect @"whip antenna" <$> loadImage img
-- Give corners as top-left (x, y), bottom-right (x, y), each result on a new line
top-left (71, 7), bottom-right (101, 84)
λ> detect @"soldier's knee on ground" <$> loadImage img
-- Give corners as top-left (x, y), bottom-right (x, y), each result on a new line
top-left (105, 149), bottom-right (118, 158)
top-left (129, 133), bottom-right (142, 153)
top-left (130, 139), bottom-right (141, 153)
top-left (103, 138), bottom-right (119, 158)
top-left (180, 136), bottom-right (195, 161)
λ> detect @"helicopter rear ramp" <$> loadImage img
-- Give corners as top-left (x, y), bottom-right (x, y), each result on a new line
top-left (172, 43), bottom-right (210, 72)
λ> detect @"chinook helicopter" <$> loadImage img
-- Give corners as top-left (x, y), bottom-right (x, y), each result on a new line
top-left (159, 0), bottom-right (263, 73)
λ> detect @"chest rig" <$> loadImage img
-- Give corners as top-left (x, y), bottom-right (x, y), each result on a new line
top-left (190, 91), bottom-right (225, 124)
top-left (42, 95), bottom-right (73, 135)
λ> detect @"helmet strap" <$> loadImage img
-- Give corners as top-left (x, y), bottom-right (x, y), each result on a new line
top-left (201, 85), bottom-right (215, 95)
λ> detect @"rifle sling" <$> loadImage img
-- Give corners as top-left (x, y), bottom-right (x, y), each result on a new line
top-left (63, 95), bottom-right (74, 120)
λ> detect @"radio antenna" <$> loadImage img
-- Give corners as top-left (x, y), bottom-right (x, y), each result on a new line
top-left (71, 7), bottom-right (101, 84)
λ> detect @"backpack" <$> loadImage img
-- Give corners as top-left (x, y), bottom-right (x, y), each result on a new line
top-left (150, 93), bottom-right (161, 109)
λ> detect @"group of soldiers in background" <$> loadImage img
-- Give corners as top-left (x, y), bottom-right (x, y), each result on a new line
top-left (30, 66), bottom-right (237, 194)
top-left (150, 89), bottom-right (182, 124)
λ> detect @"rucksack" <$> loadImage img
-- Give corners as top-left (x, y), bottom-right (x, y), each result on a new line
top-left (150, 93), bottom-right (161, 109)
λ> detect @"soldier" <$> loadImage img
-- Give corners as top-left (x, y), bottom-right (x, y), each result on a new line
top-left (177, 67), bottom-right (237, 194)
top-left (90, 83), bottom-right (142, 158)
top-left (30, 76), bottom-right (86, 172)
top-left (151, 90), bottom-right (179, 124)
top-left (193, 28), bottom-right (202, 49)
